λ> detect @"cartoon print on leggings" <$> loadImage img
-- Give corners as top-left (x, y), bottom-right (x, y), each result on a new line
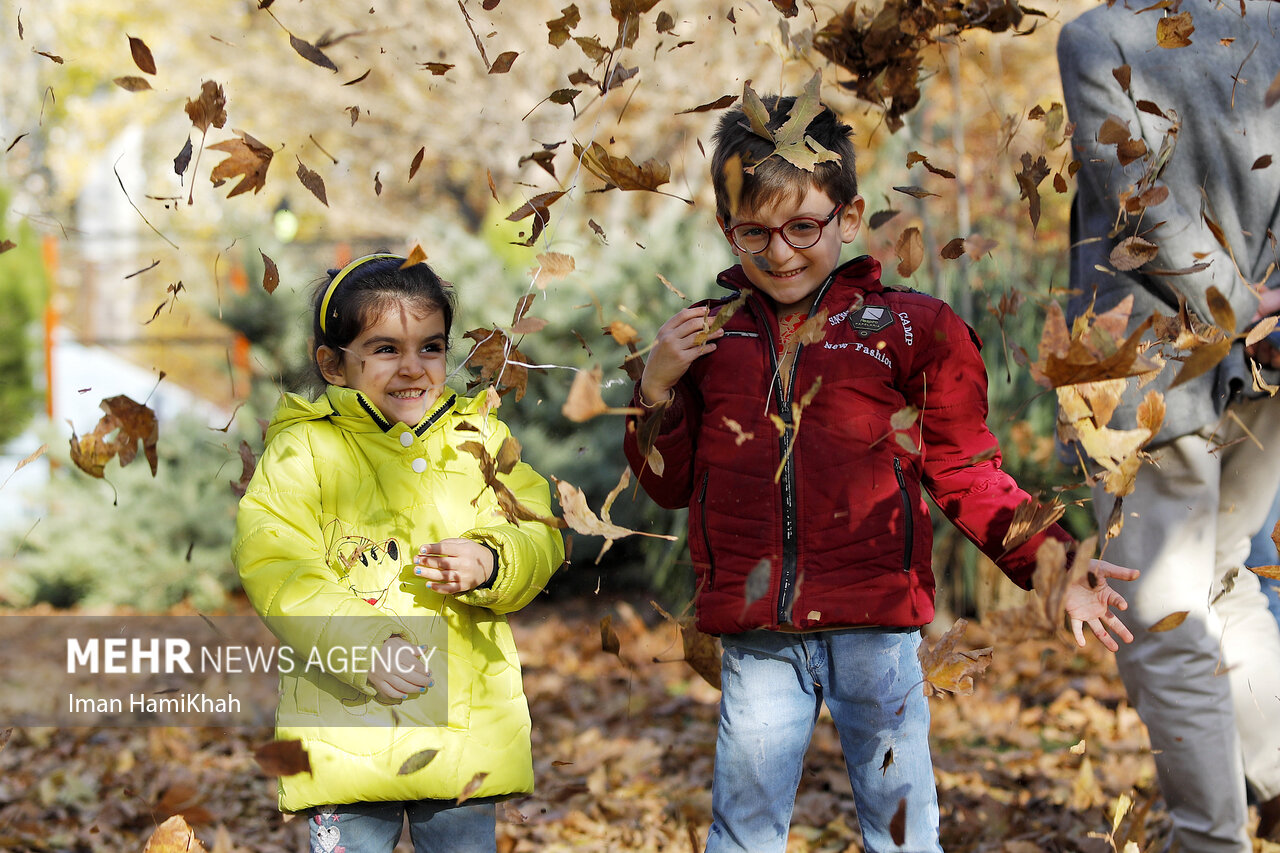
top-left (311, 806), bottom-right (345, 853)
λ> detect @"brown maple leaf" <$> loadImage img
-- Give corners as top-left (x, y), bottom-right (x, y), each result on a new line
top-left (208, 131), bottom-right (273, 198)
top-left (252, 739), bottom-right (311, 776)
top-left (68, 395), bottom-right (159, 479)
top-left (461, 328), bottom-right (530, 400)
top-left (573, 141), bottom-right (671, 193)
top-left (918, 618), bottom-right (993, 697)
top-left (554, 473), bottom-right (675, 563)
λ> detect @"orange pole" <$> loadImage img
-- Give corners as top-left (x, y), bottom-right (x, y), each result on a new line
top-left (41, 235), bottom-right (59, 421)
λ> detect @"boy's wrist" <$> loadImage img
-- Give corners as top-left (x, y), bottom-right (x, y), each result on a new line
top-left (638, 385), bottom-right (674, 409)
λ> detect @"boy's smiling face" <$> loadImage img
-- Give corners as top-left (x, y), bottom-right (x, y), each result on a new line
top-left (720, 186), bottom-right (865, 315)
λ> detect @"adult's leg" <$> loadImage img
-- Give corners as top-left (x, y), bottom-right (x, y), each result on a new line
top-left (1213, 398), bottom-right (1280, 811)
top-left (706, 631), bottom-right (821, 853)
top-left (821, 628), bottom-right (942, 853)
top-left (1093, 433), bottom-right (1250, 852)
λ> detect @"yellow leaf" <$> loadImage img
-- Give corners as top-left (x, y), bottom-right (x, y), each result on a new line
top-left (1148, 611), bottom-right (1188, 632)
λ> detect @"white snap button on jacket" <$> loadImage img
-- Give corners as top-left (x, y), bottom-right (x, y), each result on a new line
top-left (412, 458), bottom-right (427, 473)
top-left (400, 431), bottom-right (414, 447)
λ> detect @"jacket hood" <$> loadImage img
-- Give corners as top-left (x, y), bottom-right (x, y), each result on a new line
top-left (264, 385), bottom-right (458, 444)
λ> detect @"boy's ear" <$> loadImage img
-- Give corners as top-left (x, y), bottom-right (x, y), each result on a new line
top-left (839, 196), bottom-right (866, 244)
top-left (316, 345), bottom-right (348, 386)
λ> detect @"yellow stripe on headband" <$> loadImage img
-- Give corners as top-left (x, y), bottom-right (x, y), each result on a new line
top-left (318, 253), bottom-right (403, 334)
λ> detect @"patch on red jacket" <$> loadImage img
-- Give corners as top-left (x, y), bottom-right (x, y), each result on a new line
top-left (848, 305), bottom-right (896, 338)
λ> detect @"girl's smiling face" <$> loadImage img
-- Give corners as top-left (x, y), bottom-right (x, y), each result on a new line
top-left (318, 302), bottom-right (448, 427)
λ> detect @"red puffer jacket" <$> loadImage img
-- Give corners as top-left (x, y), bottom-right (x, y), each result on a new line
top-left (623, 255), bottom-right (1074, 635)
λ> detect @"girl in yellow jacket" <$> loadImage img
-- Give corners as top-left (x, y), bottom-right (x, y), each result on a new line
top-left (233, 253), bottom-right (564, 853)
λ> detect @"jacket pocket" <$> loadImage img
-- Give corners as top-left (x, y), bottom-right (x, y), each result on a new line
top-left (893, 457), bottom-right (914, 573)
top-left (696, 471), bottom-right (716, 590)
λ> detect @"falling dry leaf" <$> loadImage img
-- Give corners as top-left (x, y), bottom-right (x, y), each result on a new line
top-left (289, 33), bottom-right (338, 71)
top-left (600, 614), bottom-right (622, 656)
top-left (489, 51), bottom-right (519, 73)
top-left (68, 395), bottom-right (159, 479)
top-left (209, 131), bottom-right (273, 197)
top-left (397, 749), bottom-right (439, 775)
top-left (462, 328), bottom-right (529, 400)
top-left (142, 814), bottom-right (208, 853)
top-left (918, 618), bottom-right (993, 696)
top-left (113, 76), bottom-right (152, 92)
top-left (295, 158), bottom-right (329, 206)
top-left (259, 250), bottom-right (279, 293)
top-left (409, 146), bottom-right (425, 181)
top-left (252, 739), bottom-right (311, 776)
top-left (573, 142), bottom-right (671, 193)
top-left (895, 226), bottom-right (924, 277)
top-left (562, 365), bottom-right (633, 422)
top-left (128, 35), bottom-right (156, 74)
top-left (185, 80), bottom-right (227, 133)
top-left (1148, 611), bottom-right (1188, 632)
top-left (1155, 12), bottom-right (1193, 48)
top-left (534, 251), bottom-right (575, 282)
top-left (554, 477), bottom-right (675, 563)
top-left (400, 244), bottom-right (428, 268)
top-left (457, 771), bottom-right (489, 804)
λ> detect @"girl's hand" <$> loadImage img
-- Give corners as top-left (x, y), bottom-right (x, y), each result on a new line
top-left (413, 538), bottom-right (494, 594)
top-left (367, 636), bottom-right (433, 700)
top-left (639, 306), bottom-right (724, 407)
top-left (1064, 559), bottom-right (1140, 652)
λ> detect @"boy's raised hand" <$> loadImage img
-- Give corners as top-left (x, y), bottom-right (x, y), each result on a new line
top-left (640, 306), bottom-right (725, 407)
top-left (1065, 560), bottom-right (1140, 651)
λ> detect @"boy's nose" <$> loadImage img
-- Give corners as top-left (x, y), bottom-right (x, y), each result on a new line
top-left (762, 230), bottom-right (796, 260)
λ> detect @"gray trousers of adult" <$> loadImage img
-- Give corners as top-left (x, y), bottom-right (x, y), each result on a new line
top-left (1092, 396), bottom-right (1280, 852)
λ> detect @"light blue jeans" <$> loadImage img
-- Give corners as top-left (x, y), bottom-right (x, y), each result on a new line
top-left (307, 799), bottom-right (496, 853)
top-left (706, 628), bottom-right (942, 853)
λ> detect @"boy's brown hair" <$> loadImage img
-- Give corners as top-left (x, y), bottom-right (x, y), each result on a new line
top-left (710, 95), bottom-right (858, 225)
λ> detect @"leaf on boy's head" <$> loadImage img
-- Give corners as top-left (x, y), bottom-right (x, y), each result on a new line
top-left (740, 82), bottom-right (775, 142)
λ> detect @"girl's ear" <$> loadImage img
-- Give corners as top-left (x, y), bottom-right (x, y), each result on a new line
top-left (316, 345), bottom-right (347, 386)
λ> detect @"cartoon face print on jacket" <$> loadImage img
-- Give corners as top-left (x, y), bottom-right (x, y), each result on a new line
top-left (325, 521), bottom-right (403, 613)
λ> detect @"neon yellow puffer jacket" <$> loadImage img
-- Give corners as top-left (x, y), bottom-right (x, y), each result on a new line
top-left (233, 385), bottom-right (563, 812)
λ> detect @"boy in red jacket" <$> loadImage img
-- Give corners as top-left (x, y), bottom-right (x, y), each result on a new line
top-left (622, 90), bottom-right (1137, 853)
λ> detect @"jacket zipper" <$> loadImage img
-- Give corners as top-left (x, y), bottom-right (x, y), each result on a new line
top-left (893, 456), bottom-right (914, 573)
top-left (697, 472), bottom-right (715, 589)
top-left (763, 274), bottom-right (836, 625)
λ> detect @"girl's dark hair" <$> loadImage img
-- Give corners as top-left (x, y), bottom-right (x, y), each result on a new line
top-left (309, 254), bottom-right (455, 386)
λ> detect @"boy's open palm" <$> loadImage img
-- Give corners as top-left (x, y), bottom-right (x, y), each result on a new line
top-left (640, 306), bottom-right (724, 406)
top-left (1065, 560), bottom-right (1140, 652)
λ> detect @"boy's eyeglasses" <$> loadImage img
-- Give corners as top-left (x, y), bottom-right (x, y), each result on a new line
top-left (724, 203), bottom-right (844, 255)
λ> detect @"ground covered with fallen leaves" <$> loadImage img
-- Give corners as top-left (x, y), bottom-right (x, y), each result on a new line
top-left (1, 593), bottom-right (1276, 853)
